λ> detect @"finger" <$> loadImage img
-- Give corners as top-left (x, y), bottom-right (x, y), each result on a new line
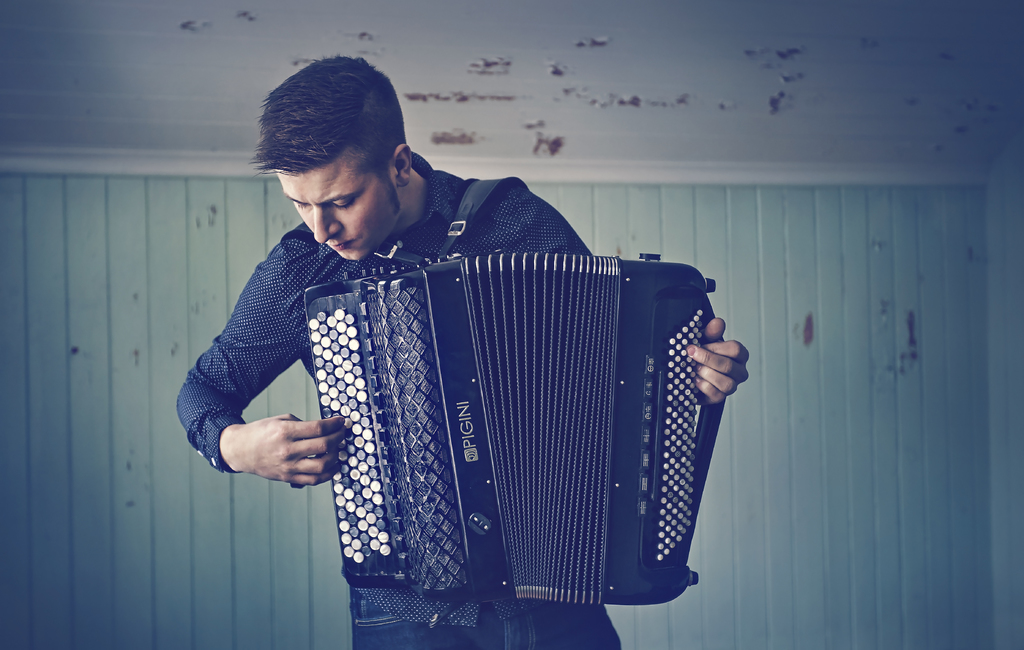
top-left (687, 344), bottom-right (742, 379)
top-left (701, 317), bottom-right (726, 343)
top-left (693, 375), bottom-right (727, 405)
top-left (700, 340), bottom-right (751, 366)
top-left (291, 427), bottom-right (347, 459)
top-left (288, 416), bottom-right (350, 440)
top-left (292, 454), bottom-right (341, 476)
top-left (694, 364), bottom-right (739, 399)
top-left (285, 470), bottom-right (337, 487)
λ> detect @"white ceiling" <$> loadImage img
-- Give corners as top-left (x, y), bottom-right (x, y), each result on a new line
top-left (2, 0), bottom-right (1022, 182)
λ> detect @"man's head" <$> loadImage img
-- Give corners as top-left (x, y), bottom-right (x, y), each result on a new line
top-left (258, 57), bottom-right (424, 260)
top-left (253, 56), bottom-right (406, 176)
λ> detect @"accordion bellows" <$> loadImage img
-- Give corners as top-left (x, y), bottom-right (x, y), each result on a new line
top-left (304, 253), bottom-right (724, 606)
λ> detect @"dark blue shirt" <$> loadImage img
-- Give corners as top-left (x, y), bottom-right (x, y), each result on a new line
top-left (177, 153), bottom-right (590, 625)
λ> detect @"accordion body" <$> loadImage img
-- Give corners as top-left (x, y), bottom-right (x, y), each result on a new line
top-left (303, 253), bottom-right (724, 606)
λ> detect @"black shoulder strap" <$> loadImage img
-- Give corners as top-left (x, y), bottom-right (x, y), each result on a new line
top-left (436, 177), bottom-right (526, 260)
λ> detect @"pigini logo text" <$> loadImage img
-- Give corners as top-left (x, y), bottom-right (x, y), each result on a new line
top-left (456, 401), bottom-right (478, 462)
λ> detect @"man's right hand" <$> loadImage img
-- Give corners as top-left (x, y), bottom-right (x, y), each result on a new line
top-left (219, 414), bottom-right (348, 485)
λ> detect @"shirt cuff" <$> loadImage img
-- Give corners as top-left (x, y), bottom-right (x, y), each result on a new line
top-left (202, 414), bottom-right (246, 473)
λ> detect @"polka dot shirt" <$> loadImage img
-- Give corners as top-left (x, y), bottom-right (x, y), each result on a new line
top-left (177, 153), bottom-right (591, 626)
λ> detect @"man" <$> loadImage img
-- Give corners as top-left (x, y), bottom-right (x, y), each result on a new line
top-left (178, 56), bottom-right (749, 649)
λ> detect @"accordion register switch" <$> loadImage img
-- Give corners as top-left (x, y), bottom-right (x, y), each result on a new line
top-left (304, 253), bottom-right (725, 605)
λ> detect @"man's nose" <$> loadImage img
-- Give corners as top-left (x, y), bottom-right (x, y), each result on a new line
top-left (310, 205), bottom-right (335, 244)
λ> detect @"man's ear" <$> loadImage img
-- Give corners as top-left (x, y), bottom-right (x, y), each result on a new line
top-left (392, 144), bottom-right (413, 187)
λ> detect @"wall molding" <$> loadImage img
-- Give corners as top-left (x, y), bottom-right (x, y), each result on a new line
top-left (0, 146), bottom-right (990, 186)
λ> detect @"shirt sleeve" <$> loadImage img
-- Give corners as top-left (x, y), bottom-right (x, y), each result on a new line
top-left (176, 239), bottom-right (323, 472)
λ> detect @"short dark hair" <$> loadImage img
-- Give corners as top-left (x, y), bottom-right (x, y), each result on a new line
top-left (253, 57), bottom-right (406, 174)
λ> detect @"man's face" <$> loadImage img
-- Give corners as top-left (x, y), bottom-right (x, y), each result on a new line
top-left (278, 153), bottom-right (401, 260)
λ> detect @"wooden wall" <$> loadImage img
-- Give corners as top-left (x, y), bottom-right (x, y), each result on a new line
top-left (0, 173), bottom-right (993, 650)
top-left (986, 128), bottom-right (1024, 650)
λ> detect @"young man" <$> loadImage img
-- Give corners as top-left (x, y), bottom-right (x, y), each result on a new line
top-left (178, 56), bottom-right (749, 649)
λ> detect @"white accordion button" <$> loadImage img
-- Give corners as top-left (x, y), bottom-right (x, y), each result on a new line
top-left (379, 544), bottom-right (391, 556)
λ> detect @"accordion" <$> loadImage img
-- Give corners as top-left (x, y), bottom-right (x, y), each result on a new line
top-left (303, 253), bottom-right (724, 606)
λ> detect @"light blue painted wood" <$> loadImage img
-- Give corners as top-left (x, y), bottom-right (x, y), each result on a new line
top-left (965, 186), bottom-right (994, 650)
top-left (727, 186), bottom-right (769, 650)
top-left (866, 188), bottom-right (904, 650)
top-left (757, 187), bottom-right (795, 650)
top-left (890, 188), bottom-right (927, 650)
top-left (943, 188), bottom-right (979, 650)
top-left (147, 177), bottom-right (194, 650)
top-left (814, 187), bottom-right (853, 650)
top-left (227, 179), bottom-right (274, 650)
top-left (0, 175), bottom-right (31, 650)
top-left (918, 188), bottom-right (954, 650)
top-left (593, 186), bottom-right (629, 260)
top-left (25, 176), bottom-right (74, 650)
top-left (109, 177), bottom-right (156, 649)
top-left (65, 176), bottom-right (114, 650)
top-left (783, 187), bottom-right (827, 650)
top-left (187, 178), bottom-right (235, 650)
top-left (840, 187), bottom-right (878, 650)
top-left (558, 185), bottom-right (594, 250)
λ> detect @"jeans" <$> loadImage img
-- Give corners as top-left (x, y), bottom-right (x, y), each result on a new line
top-left (351, 596), bottom-right (622, 650)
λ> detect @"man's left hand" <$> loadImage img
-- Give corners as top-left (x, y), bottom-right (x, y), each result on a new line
top-left (686, 317), bottom-right (749, 404)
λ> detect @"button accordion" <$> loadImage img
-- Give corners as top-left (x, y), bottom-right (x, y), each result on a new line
top-left (303, 253), bottom-right (724, 606)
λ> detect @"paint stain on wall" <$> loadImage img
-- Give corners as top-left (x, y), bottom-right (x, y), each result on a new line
top-left (179, 20), bottom-right (211, 32)
top-left (618, 95), bottom-right (642, 107)
top-left (548, 62), bottom-right (569, 76)
top-left (292, 58), bottom-right (315, 67)
top-left (718, 100), bottom-right (737, 111)
top-left (954, 124), bottom-right (969, 134)
top-left (236, 11), bottom-right (256, 21)
top-left (70, 346), bottom-right (79, 355)
top-left (779, 72), bottom-right (804, 83)
top-left (860, 37), bottom-right (880, 49)
top-left (575, 36), bottom-right (610, 47)
top-left (940, 51), bottom-right (956, 61)
top-left (533, 133), bottom-right (564, 156)
top-left (905, 97), bottom-right (920, 106)
top-left (468, 57), bottom-right (511, 75)
top-left (404, 92), bottom-right (516, 103)
top-left (768, 91), bottom-right (787, 114)
top-left (523, 120), bottom-right (546, 130)
top-left (776, 47), bottom-right (805, 60)
top-left (431, 130), bottom-right (477, 145)
top-left (803, 312), bottom-right (814, 346)
top-left (898, 309), bottom-right (919, 374)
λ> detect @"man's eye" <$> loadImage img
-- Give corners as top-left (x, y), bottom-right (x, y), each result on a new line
top-left (333, 201), bottom-right (351, 209)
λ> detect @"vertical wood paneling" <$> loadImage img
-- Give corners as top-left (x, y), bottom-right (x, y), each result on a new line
top-left (965, 186), bottom-right (993, 650)
top-left (593, 186), bottom-right (629, 259)
top-left (918, 188), bottom-right (953, 650)
top-left (25, 176), bottom-right (74, 650)
top-left (66, 177), bottom-right (114, 650)
top-left (943, 189), bottom-right (978, 650)
top-left (783, 188), bottom-right (827, 650)
top-left (109, 177), bottom-right (155, 649)
top-left (148, 178), bottom-right (193, 650)
top-left (0, 175), bottom-right (31, 650)
top-left (187, 178), bottom-right (234, 650)
top-left (695, 187), bottom-right (736, 650)
top-left (559, 185), bottom-right (595, 250)
top-left (890, 188), bottom-right (927, 650)
top-left (840, 187), bottom-right (878, 650)
top-left (758, 187), bottom-right (794, 650)
top-left (227, 179), bottom-right (274, 650)
top-left (728, 186), bottom-right (768, 650)
top-left (815, 187), bottom-right (852, 650)
top-left (866, 188), bottom-right (904, 650)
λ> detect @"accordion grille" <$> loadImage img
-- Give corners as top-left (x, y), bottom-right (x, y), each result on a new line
top-left (464, 253), bottom-right (620, 603)
top-left (367, 281), bottom-right (467, 591)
